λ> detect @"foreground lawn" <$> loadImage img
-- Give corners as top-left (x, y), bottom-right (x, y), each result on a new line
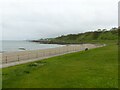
top-left (0, 69), bottom-right (2, 89)
top-left (2, 44), bottom-right (118, 88)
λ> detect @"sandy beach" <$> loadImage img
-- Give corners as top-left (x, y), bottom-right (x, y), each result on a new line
top-left (1, 44), bottom-right (104, 68)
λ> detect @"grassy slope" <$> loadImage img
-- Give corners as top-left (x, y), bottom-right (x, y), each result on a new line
top-left (49, 28), bottom-right (118, 44)
top-left (2, 43), bottom-right (118, 88)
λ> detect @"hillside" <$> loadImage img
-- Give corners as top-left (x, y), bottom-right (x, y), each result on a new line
top-left (31, 27), bottom-right (118, 44)
top-left (48, 28), bottom-right (118, 44)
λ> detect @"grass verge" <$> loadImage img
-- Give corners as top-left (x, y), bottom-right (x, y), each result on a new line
top-left (2, 43), bottom-right (118, 88)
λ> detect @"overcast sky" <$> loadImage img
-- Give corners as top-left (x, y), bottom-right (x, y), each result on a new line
top-left (0, 0), bottom-right (119, 40)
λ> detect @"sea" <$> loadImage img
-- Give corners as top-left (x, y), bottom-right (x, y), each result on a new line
top-left (0, 40), bottom-right (64, 53)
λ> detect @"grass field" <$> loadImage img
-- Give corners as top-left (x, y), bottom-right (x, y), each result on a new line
top-left (2, 43), bottom-right (118, 88)
top-left (0, 69), bottom-right (2, 89)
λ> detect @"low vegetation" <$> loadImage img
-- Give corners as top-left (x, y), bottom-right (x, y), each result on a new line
top-left (2, 43), bottom-right (118, 88)
top-left (32, 27), bottom-right (118, 44)
top-left (2, 27), bottom-right (119, 88)
top-left (49, 28), bottom-right (118, 44)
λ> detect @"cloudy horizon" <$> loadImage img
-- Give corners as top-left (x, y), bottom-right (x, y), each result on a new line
top-left (0, 0), bottom-right (119, 40)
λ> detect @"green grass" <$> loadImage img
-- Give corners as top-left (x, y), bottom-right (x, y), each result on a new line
top-left (0, 69), bottom-right (2, 89)
top-left (49, 28), bottom-right (118, 44)
top-left (2, 43), bottom-right (118, 88)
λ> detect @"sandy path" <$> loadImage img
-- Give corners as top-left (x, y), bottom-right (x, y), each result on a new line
top-left (1, 44), bottom-right (105, 68)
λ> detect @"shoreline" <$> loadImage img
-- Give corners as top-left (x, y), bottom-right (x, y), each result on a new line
top-left (1, 40), bottom-right (65, 53)
top-left (1, 43), bottom-right (103, 54)
top-left (1, 44), bottom-right (105, 68)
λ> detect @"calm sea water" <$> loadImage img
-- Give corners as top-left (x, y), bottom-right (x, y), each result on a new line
top-left (0, 40), bottom-right (64, 52)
